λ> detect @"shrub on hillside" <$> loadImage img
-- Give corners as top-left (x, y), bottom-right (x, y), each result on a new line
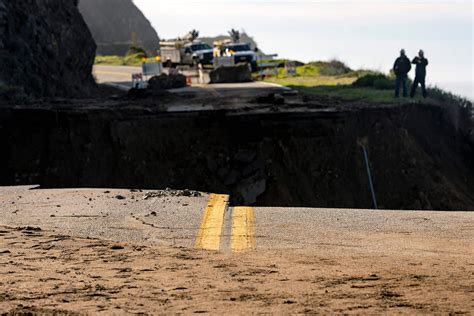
top-left (373, 77), bottom-right (395, 90)
top-left (127, 45), bottom-right (148, 59)
top-left (301, 60), bottom-right (352, 77)
top-left (353, 73), bottom-right (399, 90)
top-left (352, 73), bottom-right (386, 87)
top-left (319, 60), bottom-right (352, 76)
top-left (124, 53), bottom-right (145, 65)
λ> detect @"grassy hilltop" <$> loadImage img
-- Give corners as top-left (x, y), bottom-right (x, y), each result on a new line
top-left (263, 60), bottom-right (472, 106)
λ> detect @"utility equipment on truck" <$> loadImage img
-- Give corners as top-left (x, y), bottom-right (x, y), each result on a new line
top-left (160, 40), bottom-right (214, 67)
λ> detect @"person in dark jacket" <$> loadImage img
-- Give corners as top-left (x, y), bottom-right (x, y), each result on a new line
top-left (393, 49), bottom-right (412, 97)
top-left (410, 50), bottom-right (429, 98)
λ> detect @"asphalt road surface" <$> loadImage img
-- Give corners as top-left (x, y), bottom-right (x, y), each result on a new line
top-left (2, 186), bottom-right (473, 313)
top-left (93, 65), bottom-right (289, 95)
top-left (1, 186), bottom-right (472, 254)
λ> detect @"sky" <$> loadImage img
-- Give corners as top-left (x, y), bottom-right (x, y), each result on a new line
top-left (134, 0), bottom-right (473, 98)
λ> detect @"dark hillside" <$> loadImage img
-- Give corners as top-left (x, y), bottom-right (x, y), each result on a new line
top-left (78, 0), bottom-right (160, 55)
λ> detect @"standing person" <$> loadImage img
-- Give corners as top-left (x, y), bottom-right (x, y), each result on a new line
top-left (393, 49), bottom-right (412, 98)
top-left (410, 50), bottom-right (429, 98)
top-left (168, 64), bottom-right (180, 76)
top-left (198, 63), bottom-right (204, 84)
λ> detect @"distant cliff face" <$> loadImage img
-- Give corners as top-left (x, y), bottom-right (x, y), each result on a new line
top-left (78, 0), bottom-right (160, 56)
top-left (0, 0), bottom-right (96, 98)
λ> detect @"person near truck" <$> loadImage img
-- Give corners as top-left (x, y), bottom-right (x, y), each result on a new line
top-left (169, 64), bottom-right (180, 76)
top-left (393, 49), bottom-right (412, 98)
top-left (198, 63), bottom-right (205, 84)
top-left (410, 50), bottom-right (429, 98)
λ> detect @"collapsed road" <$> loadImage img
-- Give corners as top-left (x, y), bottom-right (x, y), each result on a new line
top-left (1, 91), bottom-right (473, 211)
top-left (1, 1), bottom-right (473, 314)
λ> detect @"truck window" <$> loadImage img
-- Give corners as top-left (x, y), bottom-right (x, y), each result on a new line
top-left (225, 44), bottom-right (251, 52)
top-left (190, 44), bottom-right (212, 51)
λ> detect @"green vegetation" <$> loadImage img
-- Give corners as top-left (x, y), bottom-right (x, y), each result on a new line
top-left (353, 73), bottom-right (396, 90)
top-left (94, 54), bottom-right (145, 67)
top-left (262, 60), bottom-right (471, 105)
top-left (94, 43), bottom-right (150, 66)
top-left (127, 45), bottom-right (148, 59)
top-left (263, 60), bottom-right (393, 102)
top-left (288, 85), bottom-right (410, 103)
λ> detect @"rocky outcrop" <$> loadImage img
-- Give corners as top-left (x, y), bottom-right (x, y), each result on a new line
top-left (0, 0), bottom-right (96, 98)
top-left (78, 0), bottom-right (160, 56)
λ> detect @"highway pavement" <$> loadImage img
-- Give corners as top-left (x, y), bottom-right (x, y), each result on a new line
top-left (93, 65), bottom-right (289, 95)
top-left (1, 186), bottom-right (472, 255)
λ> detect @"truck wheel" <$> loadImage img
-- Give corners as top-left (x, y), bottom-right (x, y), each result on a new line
top-left (165, 60), bottom-right (173, 68)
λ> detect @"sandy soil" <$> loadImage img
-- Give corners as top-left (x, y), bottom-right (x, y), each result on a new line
top-left (1, 225), bottom-right (472, 315)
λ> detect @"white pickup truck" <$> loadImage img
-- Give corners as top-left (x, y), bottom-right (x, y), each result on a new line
top-left (222, 42), bottom-right (258, 71)
top-left (160, 41), bottom-right (214, 67)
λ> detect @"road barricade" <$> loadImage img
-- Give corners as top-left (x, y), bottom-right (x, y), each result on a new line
top-left (142, 61), bottom-right (162, 79)
top-left (285, 61), bottom-right (297, 76)
top-left (257, 54), bottom-right (279, 78)
top-left (131, 73), bottom-right (145, 89)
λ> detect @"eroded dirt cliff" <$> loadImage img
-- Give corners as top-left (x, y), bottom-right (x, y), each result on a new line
top-left (1, 99), bottom-right (472, 211)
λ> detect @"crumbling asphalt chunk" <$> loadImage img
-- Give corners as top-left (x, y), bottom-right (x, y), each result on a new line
top-left (209, 64), bottom-right (252, 84)
top-left (143, 188), bottom-right (201, 200)
top-left (148, 74), bottom-right (187, 90)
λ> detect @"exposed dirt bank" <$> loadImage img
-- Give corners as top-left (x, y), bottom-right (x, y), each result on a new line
top-left (1, 96), bottom-right (472, 210)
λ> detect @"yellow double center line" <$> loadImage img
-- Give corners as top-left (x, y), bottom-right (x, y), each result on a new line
top-left (231, 207), bottom-right (256, 252)
top-left (195, 194), bottom-right (228, 251)
top-left (195, 194), bottom-right (255, 252)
